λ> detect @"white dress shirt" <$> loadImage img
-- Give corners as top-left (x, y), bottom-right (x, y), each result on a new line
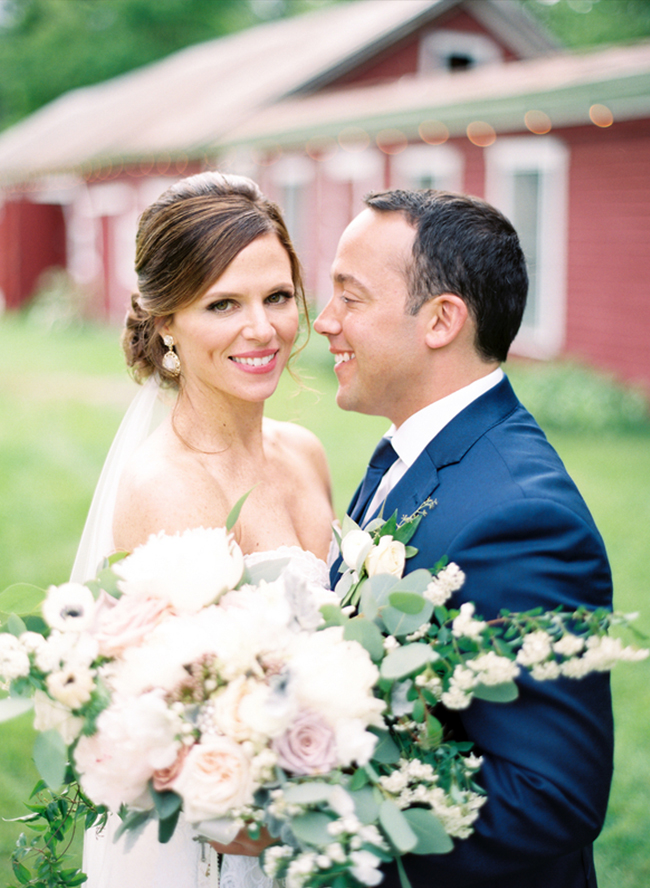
top-left (364, 368), bottom-right (504, 521)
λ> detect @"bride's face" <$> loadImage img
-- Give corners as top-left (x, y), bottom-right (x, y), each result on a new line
top-left (163, 233), bottom-right (299, 403)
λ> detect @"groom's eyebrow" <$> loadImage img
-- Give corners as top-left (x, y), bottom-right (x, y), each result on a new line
top-left (332, 271), bottom-right (368, 293)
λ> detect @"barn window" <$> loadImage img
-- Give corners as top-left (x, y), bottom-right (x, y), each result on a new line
top-left (485, 136), bottom-right (569, 358)
top-left (270, 155), bottom-right (314, 255)
top-left (391, 144), bottom-right (463, 192)
top-left (419, 30), bottom-right (502, 74)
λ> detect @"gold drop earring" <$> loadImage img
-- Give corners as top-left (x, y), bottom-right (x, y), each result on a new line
top-left (162, 334), bottom-right (181, 376)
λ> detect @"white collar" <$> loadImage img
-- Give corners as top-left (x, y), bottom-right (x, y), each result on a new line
top-left (387, 367), bottom-right (504, 469)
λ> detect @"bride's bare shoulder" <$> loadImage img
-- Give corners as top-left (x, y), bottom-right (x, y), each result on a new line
top-left (264, 418), bottom-right (331, 490)
top-left (113, 422), bottom-right (230, 552)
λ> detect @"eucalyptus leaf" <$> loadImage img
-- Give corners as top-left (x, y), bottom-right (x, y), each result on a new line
top-left (158, 806), bottom-right (181, 844)
top-left (381, 643), bottom-right (434, 680)
top-left (150, 785), bottom-right (182, 821)
top-left (348, 768), bottom-right (369, 791)
top-left (359, 580), bottom-right (379, 621)
top-left (344, 617), bottom-right (385, 661)
top-left (391, 569), bottom-right (435, 595)
top-left (350, 785), bottom-right (380, 824)
top-left (114, 809), bottom-right (154, 844)
top-left (33, 729), bottom-right (67, 790)
top-left (0, 697), bottom-right (33, 722)
top-left (0, 583), bottom-right (45, 616)
top-left (392, 514), bottom-right (422, 545)
top-left (382, 602), bottom-right (433, 638)
top-left (242, 557), bottom-right (290, 586)
top-left (291, 811), bottom-right (334, 848)
top-left (7, 613), bottom-right (27, 637)
top-left (341, 514), bottom-right (361, 536)
top-left (226, 488), bottom-right (254, 531)
top-left (320, 604), bottom-right (349, 627)
top-left (402, 808), bottom-right (453, 854)
top-left (94, 566), bottom-right (123, 599)
top-left (378, 799), bottom-right (418, 853)
top-left (369, 729), bottom-right (401, 765)
top-left (283, 782), bottom-right (334, 805)
top-left (388, 592), bottom-right (427, 615)
top-left (472, 680), bottom-right (519, 703)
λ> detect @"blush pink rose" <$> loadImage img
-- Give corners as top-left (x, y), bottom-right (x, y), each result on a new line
top-left (92, 591), bottom-right (171, 657)
top-left (273, 710), bottom-right (337, 776)
top-left (153, 744), bottom-right (191, 792)
top-left (171, 737), bottom-right (254, 822)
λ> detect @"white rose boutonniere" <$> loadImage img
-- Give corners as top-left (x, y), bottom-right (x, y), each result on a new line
top-left (364, 534), bottom-right (406, 578)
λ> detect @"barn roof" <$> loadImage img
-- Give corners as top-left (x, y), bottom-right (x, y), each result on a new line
top-left (223, 39), bottom-right (650, 150)
top-left (0, 0), bottom-right (558, 183)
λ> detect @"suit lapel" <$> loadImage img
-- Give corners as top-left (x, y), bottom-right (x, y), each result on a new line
top-left (331, 378), bottom-right (520, 585)
top-left (365, 377), bottom-right (520, 524)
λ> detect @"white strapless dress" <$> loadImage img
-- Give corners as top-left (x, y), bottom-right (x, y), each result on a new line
top-left (83, 546), bottom-right (330, 888)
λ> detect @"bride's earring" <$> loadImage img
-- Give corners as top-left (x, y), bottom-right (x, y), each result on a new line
top-left (162, 334), bottom-right (181, 376)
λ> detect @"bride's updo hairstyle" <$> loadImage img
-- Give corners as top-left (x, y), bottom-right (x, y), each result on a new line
top-left (123, 171), bottom-right (307, 386)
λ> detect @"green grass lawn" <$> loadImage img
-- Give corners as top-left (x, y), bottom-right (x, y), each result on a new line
top-left (1, 316), bottom-right (648, 886)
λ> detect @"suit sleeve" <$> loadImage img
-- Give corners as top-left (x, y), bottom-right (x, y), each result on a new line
top-left (399, 496), bottom-right (614, 887)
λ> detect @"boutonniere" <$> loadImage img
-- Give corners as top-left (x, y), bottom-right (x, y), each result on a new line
top-left (334, 498), bottom-right (437, 608)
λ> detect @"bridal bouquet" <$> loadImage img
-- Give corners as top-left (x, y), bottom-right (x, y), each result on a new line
top-left (0, 504), bottom-right (647, 888)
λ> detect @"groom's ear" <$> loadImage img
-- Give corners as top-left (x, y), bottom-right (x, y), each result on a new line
top-left (422, 293), bottom-right (469, 350)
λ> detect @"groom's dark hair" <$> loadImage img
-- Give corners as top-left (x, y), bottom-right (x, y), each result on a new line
top-left (364, 189), bottom-right (528, 363)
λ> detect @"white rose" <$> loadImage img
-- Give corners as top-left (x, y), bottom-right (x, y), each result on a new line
top-left (288, 628), bottom-right (384, 729)
top-left (114, 526), bottom-right (244, 612)
top-left (42, 583), bottom-right (96, 633)
top-left (341, 530), bottom-right (374, 574)
top-left (364, 536), bottom-right (406, 578)
top-left (33, 690), bottom-right (84, 745)
top-left (172, 736), bottom-right (255, 823)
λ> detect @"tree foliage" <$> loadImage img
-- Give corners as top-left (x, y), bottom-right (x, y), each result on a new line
top-left (0, 0), bottom-right (337, 131)
top-left (523, 0), bottom-right (650, 49)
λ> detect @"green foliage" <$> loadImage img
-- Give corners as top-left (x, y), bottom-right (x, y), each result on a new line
top-left (0, 0), bottom-right (342, 131)
top-left (506, 358), bottom-right (650, 433)
top-left (524, 0), bottom-right (650, 49)
top-left (7, 779), bottom-right (101, 888)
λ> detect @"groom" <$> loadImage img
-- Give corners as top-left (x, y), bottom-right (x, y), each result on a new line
top-left (315, 189), bottom-right (614, 888)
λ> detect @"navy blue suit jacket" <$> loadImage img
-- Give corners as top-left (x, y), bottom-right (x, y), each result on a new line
top-left (333, 377), bottom-right (613, 888)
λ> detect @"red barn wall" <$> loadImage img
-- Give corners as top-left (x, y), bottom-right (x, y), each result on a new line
top-left (0, 199), bottom-right (66, 309)
top-left (332, 8), bottom-right (519, 89)
top-left (563, 118), bottom-right (650, 391)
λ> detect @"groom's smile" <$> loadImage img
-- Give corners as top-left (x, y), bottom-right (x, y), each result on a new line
top-left (315, 208), bottom-right (431, 426)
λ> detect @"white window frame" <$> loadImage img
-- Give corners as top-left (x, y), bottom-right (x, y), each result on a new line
top-left (419, 29), bottom-right (502, 73)
top-left (485, 136), bottom-right (569, 358)
top-left (392, 143), bottom-right (463, 192)
top-left (270, 155), bottom-right (315, 253)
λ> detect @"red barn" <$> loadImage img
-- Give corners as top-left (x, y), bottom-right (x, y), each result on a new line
top-left (0, 0), bottom-right (648, 390)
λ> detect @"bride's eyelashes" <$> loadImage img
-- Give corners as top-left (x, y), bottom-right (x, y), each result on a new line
top-left (206, 291), bottom-right (295, 313)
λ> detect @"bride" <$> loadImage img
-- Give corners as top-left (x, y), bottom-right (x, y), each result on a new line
top-left (75, 171), bottom-right (335, 887)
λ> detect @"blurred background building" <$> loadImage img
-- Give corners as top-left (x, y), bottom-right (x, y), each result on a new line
top-left (0, 0), bottom-right (648, 390)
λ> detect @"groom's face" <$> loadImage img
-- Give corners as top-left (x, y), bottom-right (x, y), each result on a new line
top-left (315, 209), bottom-right (432, 426)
